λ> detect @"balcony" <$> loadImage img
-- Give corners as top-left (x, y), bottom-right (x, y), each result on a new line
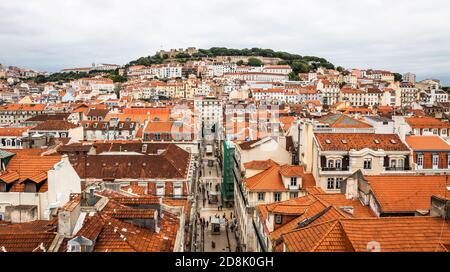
top-left (384, 167), bottom-right (411, 171)
top-left (321, 166), bottom-right (349, 172)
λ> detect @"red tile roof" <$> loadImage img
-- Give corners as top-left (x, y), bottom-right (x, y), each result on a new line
top-left (31, 120), bottom-right (78, 131)
top-left (244, 159), bottom-right (279, 170)
top-left (0, 220), bottom-right (57, 252)
top-left (405, 135), bottom-right (450, 151)
top-left (0, 154), bottom-right (62, 192)
top-left (0, 127), bottom-right (30, 137)
top-left (283, 217), bottom-right (450, 252)
top-left (365, 175), bottom-right (448, 213)
top-left (315, 133), bottom-right (409, 151)
top-left (405, 117), bottom-right (450, 129)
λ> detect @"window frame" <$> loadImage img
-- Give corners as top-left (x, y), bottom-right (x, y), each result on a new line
top-left (363, 158), bottom-right (372, 169)
top-left (274, 192), bottom-right (281, 202)
top-left (257, 192), bottom-right (265, 201)
top-left (290, 177), bottom-right (297, 186)
top-left (275, 214), bottom-right (282, 224)
top-left (327, 178), bottom-right (335, 190)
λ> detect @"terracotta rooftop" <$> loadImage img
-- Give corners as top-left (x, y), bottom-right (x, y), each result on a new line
top-left (257, 192), bottom-right (375, 243)
top-left (71, 144), bottom-right (190, 180)
top-left (315, 133), bottom-right (409, 151)
top-left (282, 217), bottom-right (450, 252)
top-left (0, 220), bottom-right (57, 252)
top-left (405, 135), bottom-right (450, 151)
top-left (0, 153), bottom-right (62, 192)
top-left (243, 159), bottom-right (279, 170)
top-left (365, 175), bottom-right (448, 213)
top-left (0, 127), bottom-right (30, 137)
top-left (31, 120), bottom-right (78, 131)
top-left (405, 117), bottom-right (450, 129)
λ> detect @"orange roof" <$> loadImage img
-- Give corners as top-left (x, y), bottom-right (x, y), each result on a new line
top-left (365, 175), bottom-right (448, 213)
top-left (143, 121), bottom-right (193, 134)
top-left (315, 133), bottom-right (409, 151)
top-left (283, 217), bottom-right (450, 252)
top-left (405, 135), bottom-right (450, 151)
top-left (0, 104), bottom-right (46, 112)
top-left (257, 193), bottom-right (374, 242)
top-left (243, 159), bottom-right (279, 170)
top-left (0, 127), bottom-right (30, 137)
top-left (244, 165), bottom-right (286, 192)
top-left (244, 164), bottom-right (316, 192)
top-left (279, 116), bottom-right (296, 131)
top-left (279, 165), bottom-right (304, 177)
top-left (0, 154), bottom-right (61, 183)
top-left (405, 117), bottom-right (450, 129)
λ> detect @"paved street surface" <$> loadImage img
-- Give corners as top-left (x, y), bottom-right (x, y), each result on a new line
top-left (194, 141), bottom-right (239, 252)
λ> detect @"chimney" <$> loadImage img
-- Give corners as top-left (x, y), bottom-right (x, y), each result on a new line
top-left (339, 206), bottom-right (354, 216)
top-left (344, 177), bottom-right (358, 200)
top-left (430, 194), bottom-right (450, 219)
top-left (88, 186), bottom-right (95, 207)
top-left (154, 209), bottom-right (160, 233)
top-left (58, 194), bottom-right (81, 237)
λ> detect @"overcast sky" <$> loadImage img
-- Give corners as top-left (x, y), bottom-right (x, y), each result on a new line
top-left (1, 0), bottom-right (450, 84)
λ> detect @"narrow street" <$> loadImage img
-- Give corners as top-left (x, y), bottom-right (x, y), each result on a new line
top-left (194, 141), bottom-right (239, 252)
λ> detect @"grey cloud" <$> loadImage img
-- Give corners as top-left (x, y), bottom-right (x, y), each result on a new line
top-left (0, 0), bottom-right (449, 84)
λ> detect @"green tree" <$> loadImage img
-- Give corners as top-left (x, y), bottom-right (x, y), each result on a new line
top-left (291, 60), bottom-right (309, 74)
top-left (247, 57), bottom-right (263, 66)
top-left (108, 74), bottom-right (127, 83)
top-left (394, 73), bottom-right (403, 82)
top-left (236, 60), bottom-right (245, 66)
top-left (175, 53), bottom-right (191, 59)
top-left (288, 71), bottom-right (299, 81)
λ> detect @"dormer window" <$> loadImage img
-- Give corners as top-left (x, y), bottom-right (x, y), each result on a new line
top-left (257, 192), bottom-right (265, 201)
top-left (327, 159), bottom-right (335, 168)
top-left (364, 158), bottom-right (372, 169)
top-left (275, 215), bottom-right (282, 224)
top-left (156, 184), bottom-right (165, 196)
top-left (0, 182), bottom-right (6, 192)
top-left (290, 177), bottom-right (297, 186)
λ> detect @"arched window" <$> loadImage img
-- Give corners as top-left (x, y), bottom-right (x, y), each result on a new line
top-left (335, 159), bottom-right (342, 169)
top-left (327, 159), bottom-right (335, 168)
top-left (398, 159), bottom-right (404, 168)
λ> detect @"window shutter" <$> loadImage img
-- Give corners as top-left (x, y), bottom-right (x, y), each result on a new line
top-left (320, 156), bottom-right (326, 168)
top-left (384, 156), bottom-right (389, 167)
top-left (404, 155), bottom-right (410, 169)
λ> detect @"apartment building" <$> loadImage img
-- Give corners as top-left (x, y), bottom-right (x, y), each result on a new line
top-left (312, 133), bottom-right (411, 192)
